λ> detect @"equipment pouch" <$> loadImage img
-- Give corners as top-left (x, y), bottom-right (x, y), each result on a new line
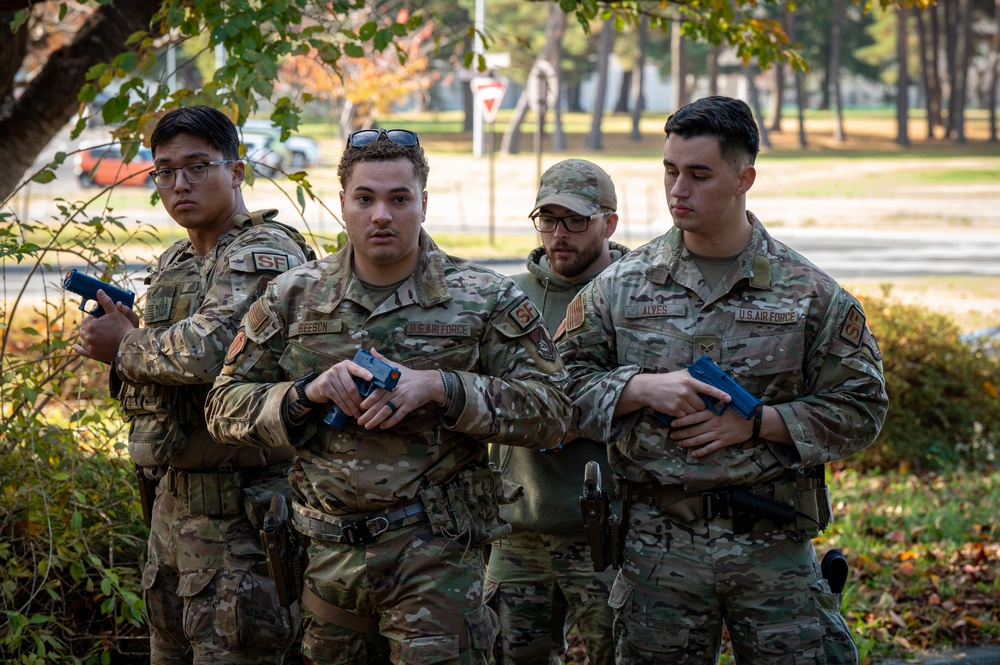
top-left (187, 472), bottom-right (243, 517)
top-left (419, 483), bottom-right (453, 537)
top-left (456, 464), bottom-right (513, 546)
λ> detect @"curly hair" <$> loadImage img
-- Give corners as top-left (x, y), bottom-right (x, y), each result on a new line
top-left (337, 133), bottom-right (430, 190)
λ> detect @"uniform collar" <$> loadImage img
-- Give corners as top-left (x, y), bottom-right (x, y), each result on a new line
top-left (304, 229), bottom-right (452, 313)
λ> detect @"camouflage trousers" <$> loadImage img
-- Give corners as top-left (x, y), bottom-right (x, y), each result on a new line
top-left (484, 529), bottom-right (616, 665)
top-left (609, 502), bottom-right (857, 665)
top-left (301, 521), bottom-right (499, 665)
top-left (144, 477), bottom-right (300, 664)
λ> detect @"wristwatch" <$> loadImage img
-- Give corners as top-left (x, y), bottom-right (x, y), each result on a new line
top-left (291, 372), bottom-right (321, 410)
top-left (284, 372), bottom-right (323, 427)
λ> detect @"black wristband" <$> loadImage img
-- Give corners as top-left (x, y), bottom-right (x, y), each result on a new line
top-left (752, 405), bottom-right (763, 439)
top-left (292, 372), bottom-right (321, 408)
top-left (285, 372), bottom-right (321, 425)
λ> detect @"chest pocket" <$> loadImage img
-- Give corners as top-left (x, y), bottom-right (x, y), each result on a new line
top-left (145, 258), bottom-right (207, 327)
top-left (725, 328), bottom-right (806, 401)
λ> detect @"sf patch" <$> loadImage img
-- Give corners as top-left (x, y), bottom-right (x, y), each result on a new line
top-left (507, 296), bottom-right (541, 332)
top-left (251, 252), bottom-right (292, 273)
top-left (840, 305), bottom-right (866, 347)
top-left (225, 330), bottom-right (247, 365)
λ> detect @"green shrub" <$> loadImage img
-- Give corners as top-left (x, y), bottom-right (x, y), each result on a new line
top-left (2, 203), bottom-right (154, 663)
top-left (856, 288), bottom-right (1000, 471)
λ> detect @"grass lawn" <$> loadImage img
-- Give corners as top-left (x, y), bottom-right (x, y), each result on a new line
top-left (564, 467), bottom-right (1000, 664)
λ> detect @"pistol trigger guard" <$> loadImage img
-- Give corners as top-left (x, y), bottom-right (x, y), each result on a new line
top-left (701, 394), bottom-right (727, 415)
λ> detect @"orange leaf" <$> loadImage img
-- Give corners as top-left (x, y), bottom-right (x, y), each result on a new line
top-left (899, 550), bottom-right (917, 561)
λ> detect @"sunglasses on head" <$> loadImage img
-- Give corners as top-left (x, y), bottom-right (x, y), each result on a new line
top-left (347, 128), bottom-right (420, 148)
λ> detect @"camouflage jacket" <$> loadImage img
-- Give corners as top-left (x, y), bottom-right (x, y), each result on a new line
top-left (115, 209), bottom-right (315, 469)
top-left (558, 213), bottom-right (888, 492)
top-left (206, 230), bottom-right (571, 516)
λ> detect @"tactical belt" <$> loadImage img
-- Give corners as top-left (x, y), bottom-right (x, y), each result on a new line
top-left (291, 500), bottom-right (428, 545)
top-left (629, 479), bottom-right (790, 524)
top-left (165, 462), bottom-right (291, 517)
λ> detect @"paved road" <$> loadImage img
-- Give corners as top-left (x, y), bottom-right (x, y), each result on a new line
top-left (5, 227), bottom-right (999, 305)
top-left (481, 228), bottom-right (1000, 279)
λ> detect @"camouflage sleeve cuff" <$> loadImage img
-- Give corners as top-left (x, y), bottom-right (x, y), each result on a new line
top-left (769, 402), bottom-right (811, 468)
top-left (440, 371), bottom-right (469, 428)
top-left (585, 365), bottom-right (643, 443)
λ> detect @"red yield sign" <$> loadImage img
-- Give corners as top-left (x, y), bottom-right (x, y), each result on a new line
top-left (470, 77), bottom-right (508, 124)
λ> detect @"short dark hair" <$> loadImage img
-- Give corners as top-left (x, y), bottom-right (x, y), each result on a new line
top-left (150, 105), bottom-right (240, 160)
top-left (664, 96), bottom-right (760, 169)
top-left (337, 135), bottom-right (430, 191)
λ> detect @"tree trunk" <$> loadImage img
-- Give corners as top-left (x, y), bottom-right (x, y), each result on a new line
top-left (943, 1), bottom-right (958, 137)
top-left (787, 10), bottom-right (808, 148)
top-left (953, 0), bottom-right (972, 143)
top-left (914, 7), bottom-right (935, 138)
top-left (708, 45), bottom-right (721, 97)
top-left (585, 19), bottom-right (614, 150)
top-left (989, 0), bottom-right (1000, 142)
top-left (566, 82), bottom-right (582, 113)
top-left (630, 16), bottom-right (648, 141)
top-left (0, 1), bottom-right (160, 199)
top-left (501, 5), bottom-right (567, 155)
top-left (896, 7), bottom-right (910, 146)
top-left (671, 9), bottom-right (687, 110)
top-left (928, 4), bottom-right (943, 129)
top-left (614, 71), bottom-right (631, 113)
top-left (830, 0), bottom-right (847, 142)
top-left (745, 67), bottom-right (771, 149)
top-left (768, 6), bottom-right (790, 133)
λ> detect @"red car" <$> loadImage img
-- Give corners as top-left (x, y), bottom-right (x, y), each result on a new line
top-left (74, 144), bottom-right (156, 188)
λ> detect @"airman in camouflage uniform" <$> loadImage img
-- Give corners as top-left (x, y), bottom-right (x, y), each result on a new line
top-left (485, 159), bottom-right (627, 665)
top-left (205, 129), bottom-right (571, 665)
top-left (73, 105), bottom-right (314, 664)
top-left (557, 97), bottom-right (888, 665)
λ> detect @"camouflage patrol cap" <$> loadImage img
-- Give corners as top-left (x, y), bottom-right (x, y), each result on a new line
top-left (531, 159), bottom-right (617, 217)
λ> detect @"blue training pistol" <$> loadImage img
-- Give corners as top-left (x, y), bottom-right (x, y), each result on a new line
top-left (63, 269), bottom-right (136, 317)
top-left (324, 349), bottom-right (402, 429)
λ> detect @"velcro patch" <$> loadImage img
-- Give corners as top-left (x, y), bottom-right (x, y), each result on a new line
top-left (405, 322), bottom-right (473, 337)
top-left (840, 305), bottom-right (866, 347)
top-left (737, 307), bottom-right (799, 325)
top-left (225, 330), bottom-right (247, 365)
top-left (565, 297), bottom-right (585, 332)
top-left (529, 326), bottom-right (557, 362)
top-left (246, 299), bottom-right (269, 335)
top-left (625, 303), bottom-right (686, 319)
top-left (251, 252), bottom-right (292, 273)
top-left (862, 327), bottom-right (883, 361)
top-left (507, 296), bottom-right (540, 332)
top-left (290, 319), bottom-right (344, 336)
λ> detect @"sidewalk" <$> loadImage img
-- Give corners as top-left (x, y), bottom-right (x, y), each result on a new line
top-left (877, 646), bottom-right (1000, 664)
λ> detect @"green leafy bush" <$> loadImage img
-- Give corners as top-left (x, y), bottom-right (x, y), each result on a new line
top-left (2, 200), bottom-right (155, 663)
top-left (856, 288), bottom-right (1000, 471)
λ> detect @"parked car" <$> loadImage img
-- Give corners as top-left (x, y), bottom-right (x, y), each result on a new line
top-left (243, 119), bottom-right (322, 168)
top-left (74, 143), bottom-right (155, 188)
top-left (241, 131), bottom-right (292, 178)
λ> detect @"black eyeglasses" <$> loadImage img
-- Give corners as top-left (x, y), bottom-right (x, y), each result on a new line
top-left (149, 160), bottom-right (235, 188)
top-left (530, 211), bottom-right (610, 234)
top-left (347, 128), bottom-right (420, 148)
